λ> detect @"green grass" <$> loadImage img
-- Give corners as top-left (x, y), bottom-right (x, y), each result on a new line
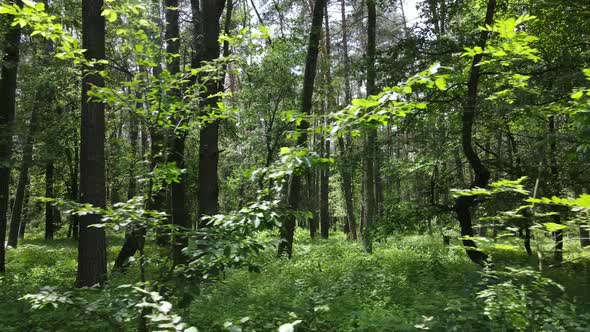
top-left (2, 230), bottom-right (590, 331)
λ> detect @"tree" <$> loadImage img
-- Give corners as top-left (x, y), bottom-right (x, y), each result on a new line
top-left (453, 0), bottom-right (496, 265)
top-left (278, 0), bottom-right (327, 258)
top-left (76, 0), bottom-right (107, 287)
top-left (361, 0), bottom-right (378, 253)
top-left (338, 0), bottom-right (356, 240)
top-left (196, 0), bottom-right (226, 221)
top-left (0, 0), bottom-right (23, 272)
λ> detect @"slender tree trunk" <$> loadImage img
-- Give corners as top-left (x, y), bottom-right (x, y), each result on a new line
top-left (278, 0), bottom-right (326, 258)
top-left (7, 99), bottom-right (40, 247)
top-left (18, 186), bottom-right (29, 240)
top-left (361, 0), bottom-right (378, 253)
top-left (0, 0), bottom-right (23, 272)
top-left (10, 30), bottom-right (54, 247)
top-left (44, 162), bottom-right (55, 239)
top-left (452, 0), bottom-right (496, 265)
top-left (548, 116), bottom-right (563, 264)
top-left (338, 0), bottom-right (356, 240)
top-left (319, 3), bottom-right (332, 240)
top-left (77, 0), bottom-right (107, 287)
top-left (71, 147), bottom-right (79, 240)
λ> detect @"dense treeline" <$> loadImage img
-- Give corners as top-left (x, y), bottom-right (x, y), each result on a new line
top-left (1, 0), bottom-right (590, 330)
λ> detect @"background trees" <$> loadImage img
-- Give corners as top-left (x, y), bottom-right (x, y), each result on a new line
top-left (0, 0), bottom-right (590, 330)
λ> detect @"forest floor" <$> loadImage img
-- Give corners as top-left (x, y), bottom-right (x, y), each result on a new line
top-left (1, 231), bottom-right (590, 331)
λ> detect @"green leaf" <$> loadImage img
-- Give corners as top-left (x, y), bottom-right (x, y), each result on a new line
top-left (543, 222), bottom-right (567, 232)
top-left (571, 90), bottom-right (584, 100)
top-left (351, 98), bottom-right (380, 108)
top-left (434, 77), bottom-right (447, 91)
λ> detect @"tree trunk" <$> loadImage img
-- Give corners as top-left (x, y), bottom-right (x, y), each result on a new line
top-left (44, 162), bottom-right (55, 239)
top-left (18, 186), bottom-right (29, 240)
top-left (196, 0), bottom-right (226, 222)
top-left (278, 0), bottom-right (326, 258)
top-left (339, 0), bottom-right (356, 240)
top-left (76, 0), bottom-right (107, 287)
top-left (548, 116), bottom-right (563, 264)
top-left (0, 0), bottom-right (23, 272)
top-left (319, 3), bottom-right (332, 240)
top-left (361, 0), bottom-right (378, 254)
top-left (452, 0), bottom-right (496, 265)
top-left (8, 97), bottom-right (40, 247)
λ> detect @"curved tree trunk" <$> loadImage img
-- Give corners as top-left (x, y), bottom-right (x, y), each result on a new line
top-left (453, 0), bottom-right (497, 265)
top-left (278, 0), bottom-right (327, 258)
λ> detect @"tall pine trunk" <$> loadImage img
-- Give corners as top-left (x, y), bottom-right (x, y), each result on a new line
top-left (362, 0), bottom-right (378, 253)
top-left (319, 3), bottom-right (332, 240)
top-left (278, 0), bottom-right (326, 258)
top-left (77, 0), bottom-right (107, 287)
top-left (338, 0), bottom-right (356, 240)
top-left (0, 0), bottom-right (23, 272)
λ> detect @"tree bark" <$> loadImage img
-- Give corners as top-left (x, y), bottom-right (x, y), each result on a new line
top-left (44, 162), bottom-right (55, 239)
top-left (18, 185), bottom-right (29, 240)
top-left (361, 0), bottom-right (378, 254)
top-left (319, 3), bottom-right (332, 240)
top-left (338, 0), bottom-right (356, 240)
top-left (453, 0), bottom-right (496, 265)
top-left (7, 95), bottom-right (40, 247)
top-left (77, 0), bottom-right (107, 287)
top-left (278, 0), bottom-right (326, 258)
top-left (0, 0), bottom-right (23, 272)
top-left (548, 116), bottom-right (563, 264)
top-left (196, 0), bottom-right (226, 222)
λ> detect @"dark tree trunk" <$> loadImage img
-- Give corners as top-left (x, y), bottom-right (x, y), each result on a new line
top-left (116, 0), bottom-right (181, 268)
top-left (319, 3), bottom-right (332, 240)
top-left (76, 0), bottom-right (107, 287)
top-left (166, 0), bottom-right (189, 265)
top-left (44, 162), bottom-right (55, 240)
top-left (196, 0), bottom-right (226, 222)
top-left (18, 186), bottom-right (29, 240)
top-left (361, 0), bottom-right (378, 254)
top-left (10, 31), bottom-right (54, 247)
top-left (70, 147), bottom-right (79, 240)
top-left (548, 116), bottom-right (563, 264)
top-left (278, 0), bottom-right (326, 258)
top-left (8, 99), bottom-right (40, 247)
top-left (0, 0), bottom-right (23, 272)
top-left (452, 0), bottom-right (496, 265)
top-left (339, 0), bottom-right (356, 240)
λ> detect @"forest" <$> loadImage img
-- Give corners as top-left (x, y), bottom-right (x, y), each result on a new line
top-left (0, 0), bottom-right (590, 330)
